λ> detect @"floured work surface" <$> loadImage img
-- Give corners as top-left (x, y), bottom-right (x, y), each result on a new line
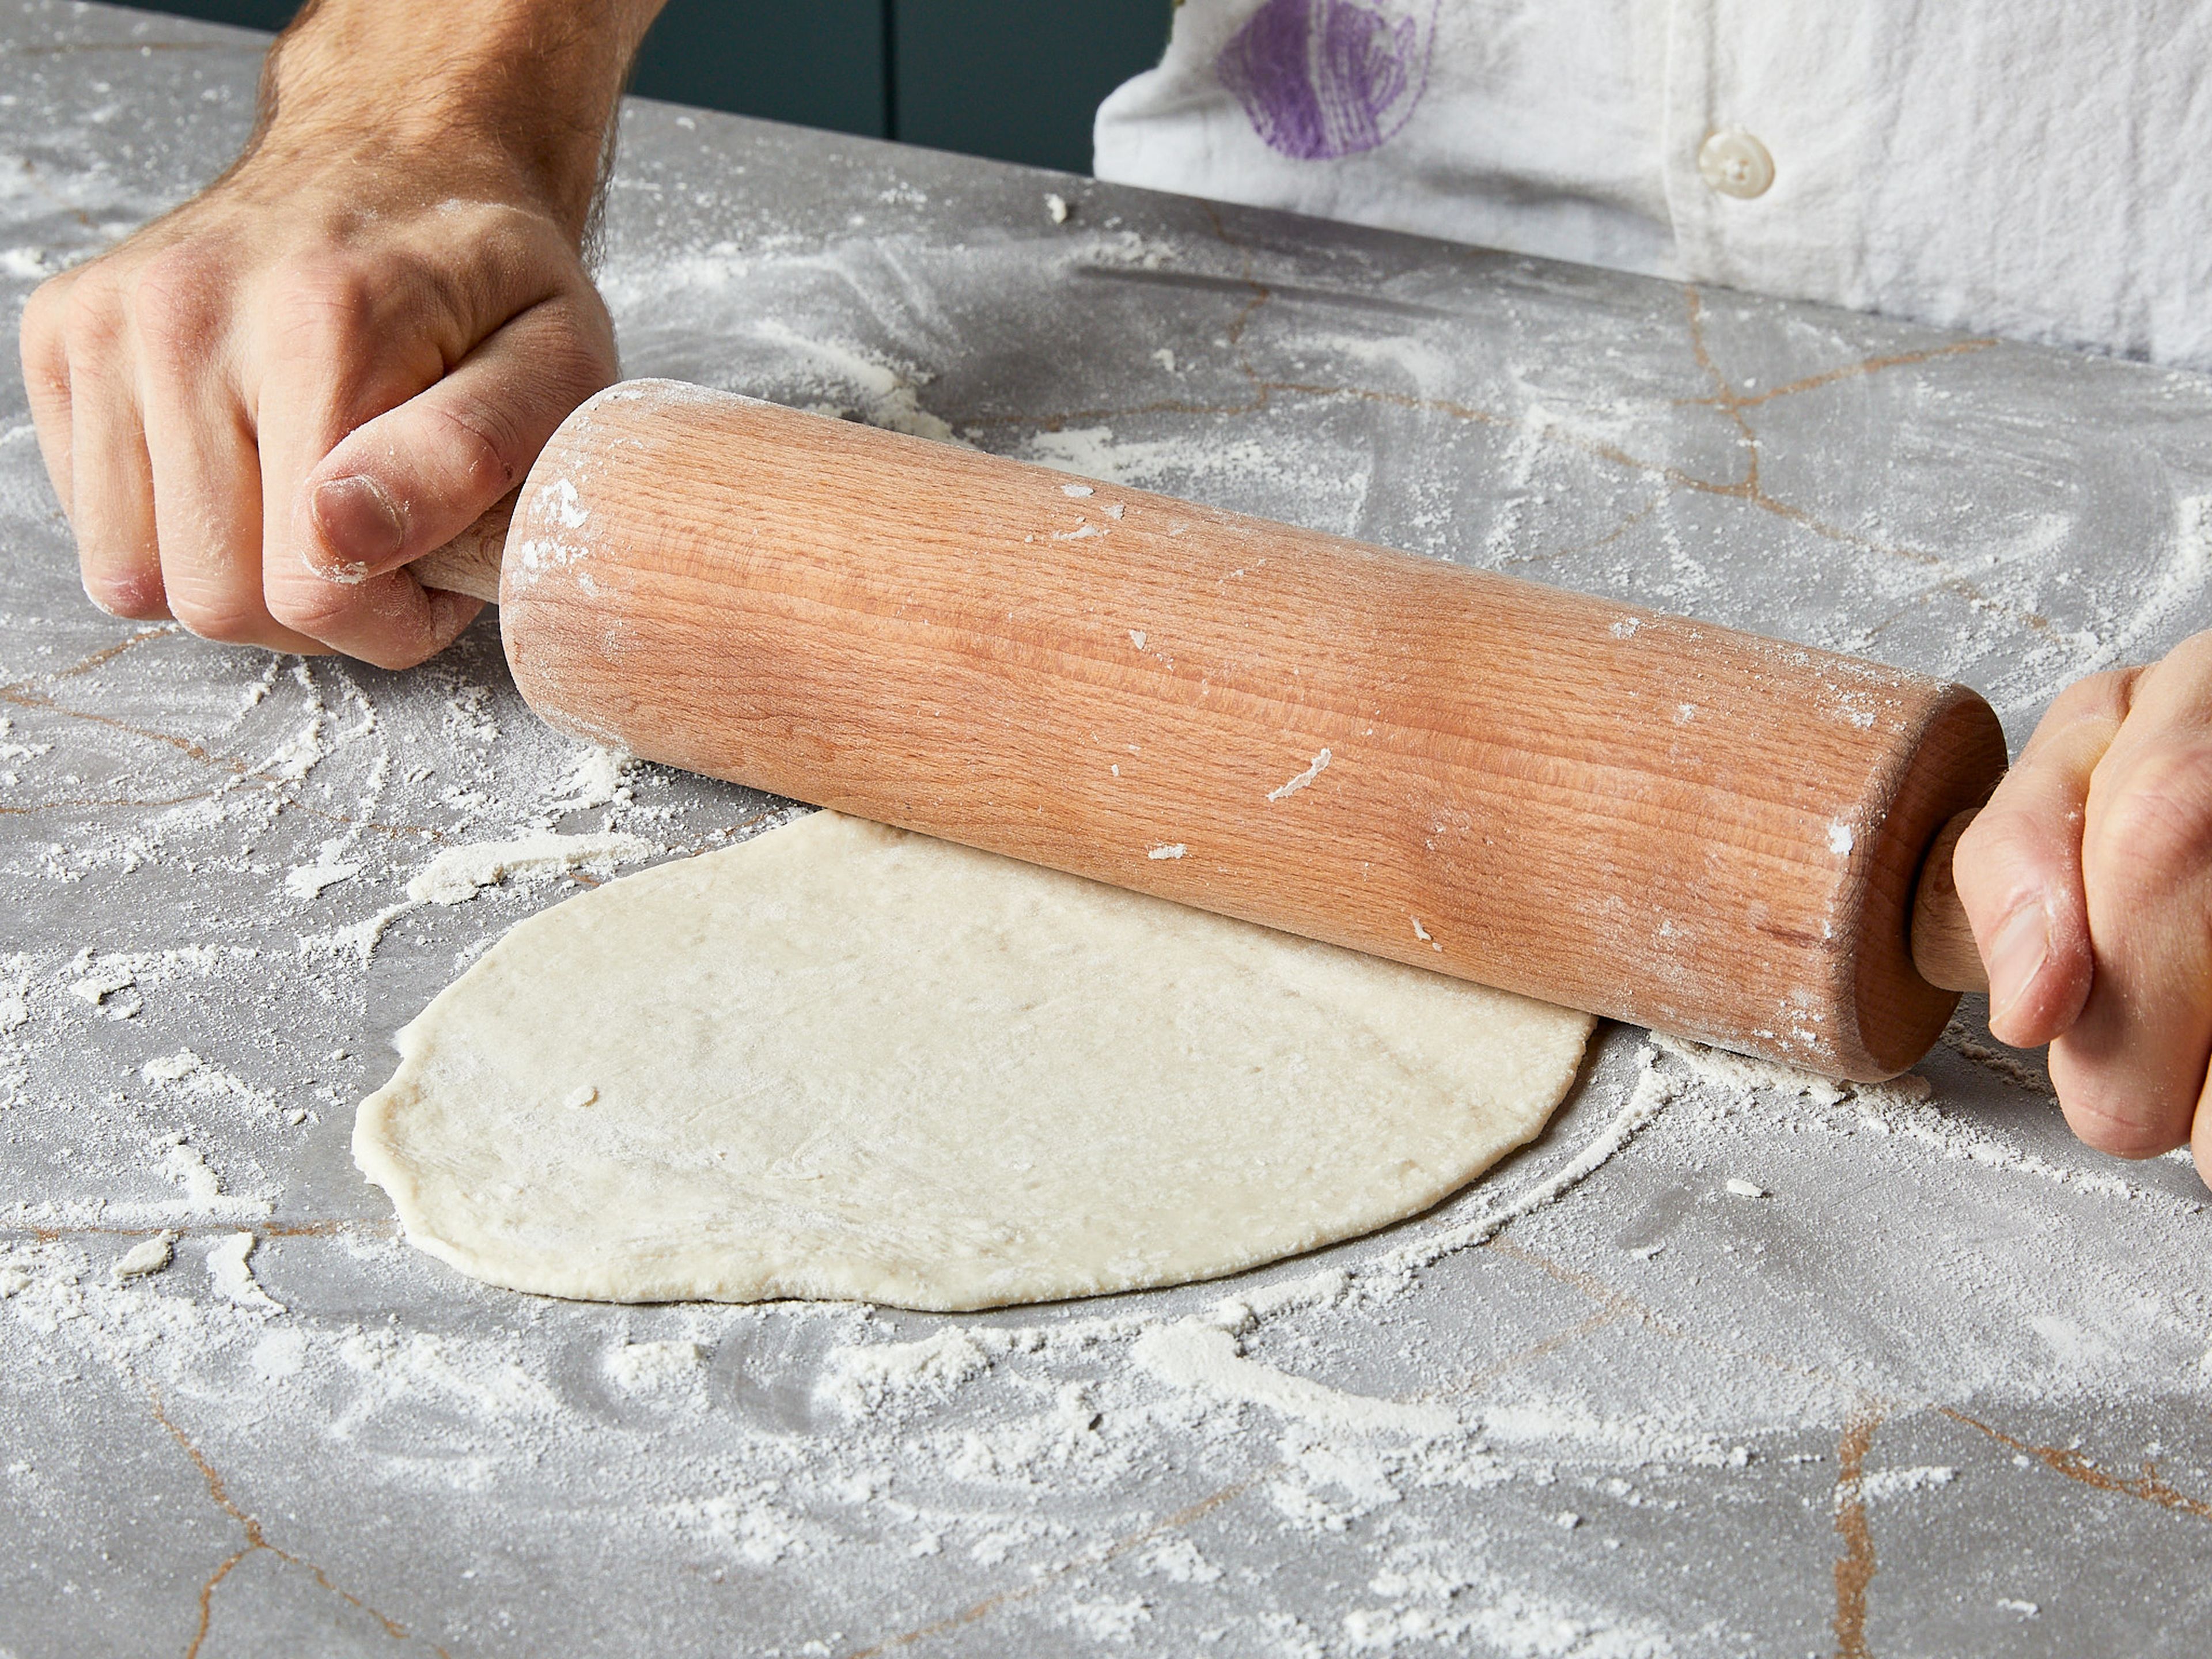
top-left (356, 812), bottom-right (1591, 1309)
top-left (9, 8), bottom-right (2212, 1657)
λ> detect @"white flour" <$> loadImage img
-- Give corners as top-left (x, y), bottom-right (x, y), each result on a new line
top-left (1130, 1321), bottom-right (1463, 1440)
top-left (204, 1230), bottom-right (283, 1313)
top-left (404, 828), bottom-right (656, 906)
top-left (752, 320), bottom-right (974, 448)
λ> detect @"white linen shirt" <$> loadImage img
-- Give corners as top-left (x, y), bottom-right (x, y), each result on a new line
top-left (1094, 0), bottom-right (2212, 370)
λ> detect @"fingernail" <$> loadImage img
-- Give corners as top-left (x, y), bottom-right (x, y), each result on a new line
top-left (310, 475), bottom-right (405, 570)
top-left (1986, 900), bottom-right (2051, 1024)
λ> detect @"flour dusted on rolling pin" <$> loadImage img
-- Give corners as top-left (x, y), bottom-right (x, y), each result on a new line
top-left (510, 478), bottom-right (596, 585)
top-left (1266, 747), bottom-right (1331, 802)
top-left (489, 381), bottom-right (2008, 1081)
top-left (506, 381), bottom-right (742, 600)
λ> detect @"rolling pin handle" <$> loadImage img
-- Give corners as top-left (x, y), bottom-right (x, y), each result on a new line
top-left (408, 487), bottom-right (517, 604)
top-left (1910, 808), bottom-right (1990, 994)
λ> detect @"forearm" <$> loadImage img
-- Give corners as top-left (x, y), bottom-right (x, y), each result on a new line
top-left (247, 0), bottom-right (671, 235)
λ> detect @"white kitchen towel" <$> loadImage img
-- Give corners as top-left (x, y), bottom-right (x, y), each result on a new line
top-left (1095, 0), bottom-right (2212, 371)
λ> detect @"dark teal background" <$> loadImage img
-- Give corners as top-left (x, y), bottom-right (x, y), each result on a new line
top-left (112, 1), bottom-right (1172, 175)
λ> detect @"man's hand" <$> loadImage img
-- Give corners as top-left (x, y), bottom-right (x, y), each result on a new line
top-left (1954, 628), bottom-right (2212, 1184)
top-left (17, 0), bottom-right (663, 668)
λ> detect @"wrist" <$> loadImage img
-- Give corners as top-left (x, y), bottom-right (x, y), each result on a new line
top-left (249, 0), bottom-right (666, 237)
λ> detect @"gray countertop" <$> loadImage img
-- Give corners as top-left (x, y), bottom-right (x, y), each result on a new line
top-left (6, 5), bottom-right (2212, 1657)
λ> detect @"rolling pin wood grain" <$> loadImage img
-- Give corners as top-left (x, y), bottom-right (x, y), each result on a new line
top-left (424, 380), bottom-right (2006, 1081)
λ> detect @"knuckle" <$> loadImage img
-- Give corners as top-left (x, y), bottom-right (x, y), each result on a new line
top-left (2066, 666), bottom-right (2138, 710)
top-left (2085, 745), bottom-right (2212, 893)
top-left (127, 247), bottom-right (225, 354)
top-left (267, 257), bottom-right (386, 349)
top-left (266, 256), bottom-right (445, 411)
top-left (429, 400), bottom-right (522, 491)
top-left (167, 584), bottom-right (268, 646)
top-left (20, 274), bottom-right (74, 353)
top-left (1949, 804), bottom-right (2051, 916)
top-left (81, 562), bottom-right (168, 620)
top-left (60, 275), bottom-right (127, 358)
top-left (2053, 666), bottom-right (2139, 722)
top-left (263, 575), bottom-right (357, 639)
top-left (2062, 1093), bottom-right (2184, 1161)
top-left (2016, 670), bottom-right (2135, 762)
top-left (549, 321), bottom-right (619, 395)
top-left (262, 589), bottom-right (338, 637)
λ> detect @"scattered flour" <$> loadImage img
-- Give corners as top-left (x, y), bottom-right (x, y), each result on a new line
top-left (1851, 1464), bottom-right (1958, 1503)
top-left (545, 745), bottom-right (635, 814)
top-left (204, 1232), bottom-right (284, 1313)
top-left (124, 1135), bottom-right (274, 1227)
top-left (66, 958), bottom-right (138, 1007)
top-left (405, 830), bottom-right (656, 906)
top-left (161, 1139), bottom-right (225, 1209)
top-left (1942, 1020), bottom-right (2055, 1096)
top-left (1344, 1567), bottom-right (1680, 1659)
top-left (824, 1328), bottom-right (993, 1415)
top-left (605, 1339), bottom-right (706, 1392)
top-left (1062, 1597), bottom-right (1150, 1642)
top-left (139, 1051), bottom-right (275, 1116)
top-left (1207, 1268), bottom-right (1350, 1334)
top-left (284, 838), bottom-right (361, 901)
top-left (251, 708), bottom-right (329, 783)
top-left (331, 1325), bottom-right (566, 1432)
top-left (754, 320), bottom-right (972, 447)
top-left (1649, 1033), bottom-right (1846, 1106)
top-left (1654, 1031), bottom-right (2156, 1203)
top-left (678, 1483), bottom-right (805, 1565)
top-left (1131, 1321), bottom-right (1461, 1440)
top-left (297, 899), bottom-right (418, 964)
top-left (0, 965), bottom-right (28, 1033)
top-left (111, 1232), bottom-right (176, 1281)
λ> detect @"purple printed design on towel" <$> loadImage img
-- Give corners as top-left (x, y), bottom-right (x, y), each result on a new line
top-left (1215, 0), bottom-right (1438, 161)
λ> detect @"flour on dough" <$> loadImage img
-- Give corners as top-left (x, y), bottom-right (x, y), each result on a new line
top-left (354, 812), bottom-right (1592, 1310)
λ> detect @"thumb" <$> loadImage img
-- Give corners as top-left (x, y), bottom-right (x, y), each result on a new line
top-left (1952, 671), bottom-right (2131, 1047)
top-left (290, 291), bottom-right (616, 585)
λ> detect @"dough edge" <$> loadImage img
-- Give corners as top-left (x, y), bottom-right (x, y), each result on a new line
top-left (354, 813), bottom-right (1594, 1310)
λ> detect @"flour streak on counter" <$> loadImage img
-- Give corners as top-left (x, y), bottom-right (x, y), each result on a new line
top-left (403, 828), bottom-right (656, 907)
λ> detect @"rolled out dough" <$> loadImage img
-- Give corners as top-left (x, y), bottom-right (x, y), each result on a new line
top-left (355, 811), bottom-right (1593, 1310)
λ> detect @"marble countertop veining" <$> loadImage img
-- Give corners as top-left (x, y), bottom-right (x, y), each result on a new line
top-left (6, 5), bottom-right (2212, 1657)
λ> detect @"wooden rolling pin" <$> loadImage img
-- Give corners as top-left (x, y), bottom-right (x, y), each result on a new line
top-left (416, 380), bottom-right (2003, 1082)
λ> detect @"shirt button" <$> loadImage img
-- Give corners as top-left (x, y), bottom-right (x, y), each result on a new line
top-left (1698, 130), bottom-right (1775, 199)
